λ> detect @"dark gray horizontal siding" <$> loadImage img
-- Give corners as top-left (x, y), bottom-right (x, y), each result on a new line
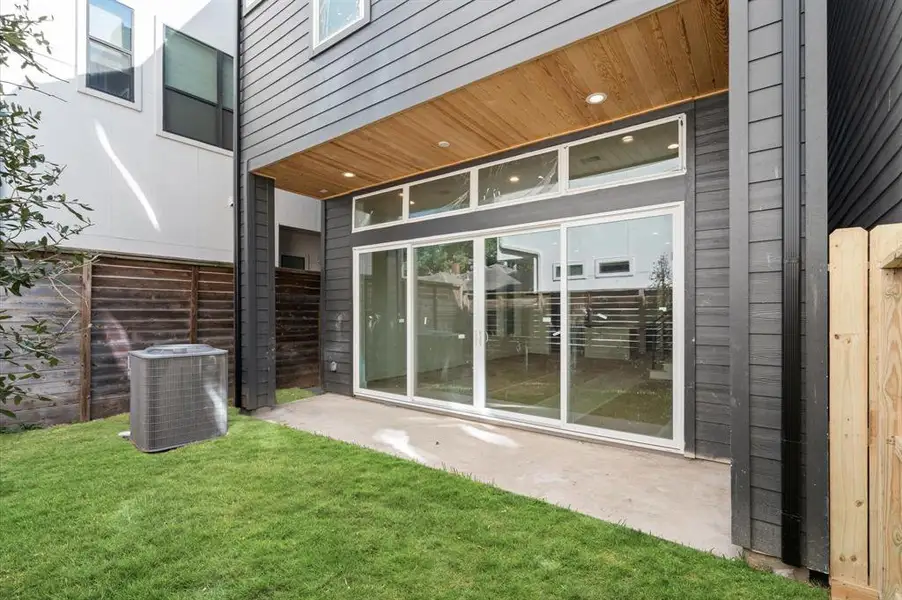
top-left (240, 0), bottom-right (672, 169)
top-left (322, 198), bottom-right (353, 395)
top-left (732, 0), bottom-right (825, 567)
top-left (731, 0), bottom-right (788, 562)
top-left (693, 93), bottom-right (730, 461)
top-left (828, 0), bottom-right (902, 229)
top-left (239, 173), bottom-right (277, 410)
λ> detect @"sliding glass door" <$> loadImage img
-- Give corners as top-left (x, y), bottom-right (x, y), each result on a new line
top-left (482, 230), bottom-right (561, 419)
top-left (563, 214), bottom-right (677, 441)
top-left (412, 241), bottom-right (475, 405)
top-left (357, 248), bottom-right (407, 395)
top-left (354, 205), bottom-right (682, 449)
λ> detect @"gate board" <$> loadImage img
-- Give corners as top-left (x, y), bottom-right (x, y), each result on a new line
top-left (868, 226), bottom-right (901, 600)
top-left (828, 228), bottom-right (869, 585)
top-left (829, 224), bottom-right (902, 600)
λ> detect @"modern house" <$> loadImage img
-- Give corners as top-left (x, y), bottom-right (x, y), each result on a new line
top-left (235, 0), bottom-right (901, 577)
top-left (9, 0), bottom-right (322, 267)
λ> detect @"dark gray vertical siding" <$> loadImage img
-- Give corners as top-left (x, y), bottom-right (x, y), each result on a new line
top-left (239, 0), bottom-right (672, 170)
top-left (828, 0), bottom-right (902, 229)
top-left (322, 198), bottom-right (353, 395)
top-left (694, 94), bottom-right (731, 461)
top-left (239, 173), bottom-right (277, 409)
top-left (730, 0), bottom-right (828, 570)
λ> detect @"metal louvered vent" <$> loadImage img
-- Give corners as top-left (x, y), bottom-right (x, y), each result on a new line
top-left (128, 344), bottom-right (228, 452)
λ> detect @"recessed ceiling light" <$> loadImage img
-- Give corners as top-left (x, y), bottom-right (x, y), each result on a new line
top-left (343, 172), bottom-right (355, 178)
top-left (586, 92), bottom-right (607, 105)
top-left (409, 200), bottom-right (416, 205)
top-left (668, 143), bottom-right (679, 150)
top-left (622, 135), bottom-right (634, 143)
top-left (319, 189), bottom-right (328, 194)
top-left (437, 140), bottom-right (451, 148)
top-left (509, 175), bottom-right (520, 183)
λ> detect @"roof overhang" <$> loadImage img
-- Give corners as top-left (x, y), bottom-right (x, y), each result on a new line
top-left (257, 0), bottom-right (728, 200)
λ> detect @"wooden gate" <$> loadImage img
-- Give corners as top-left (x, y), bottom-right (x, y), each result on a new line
top-left (829, 224), bottom-right (902, 600)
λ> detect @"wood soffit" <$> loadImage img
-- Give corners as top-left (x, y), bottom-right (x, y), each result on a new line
top-left (256, 0), bottom-right (729, 200)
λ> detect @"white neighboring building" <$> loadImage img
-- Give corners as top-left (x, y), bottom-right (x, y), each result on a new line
top-left (7, 0), bottom-right (320, 267)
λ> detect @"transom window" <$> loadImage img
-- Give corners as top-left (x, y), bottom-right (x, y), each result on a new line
top-left (352, 115), bottom-right (685, 232)
top-left (313, 0), bottom-right (368, 49)
top-left (86, 0), bottom-right (134, 102)
top-left (162, 27), bottom-right (234, 151)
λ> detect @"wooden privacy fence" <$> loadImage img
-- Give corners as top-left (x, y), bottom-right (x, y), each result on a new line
top-left (1, 255), bottom-right (320, 427)
top-left (829, 224), bottom-right (902, 600)
top-left (274, 268), bottom-right (321, 390)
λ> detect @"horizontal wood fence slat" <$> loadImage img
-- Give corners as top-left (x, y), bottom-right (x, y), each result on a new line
top-left (275, 268), bottom-right (321, 389)
top-left (1, 255), bottom-right (320, 427)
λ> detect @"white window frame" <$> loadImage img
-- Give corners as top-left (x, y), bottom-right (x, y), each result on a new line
top-left (351, 114), bottom-right (686, 233)
top-left (154, 18), bottom-right (234, 156)
top-left (76, 0), bottom-right (142, 111)
top-left (311, 0), bottom-right (371, 55)
top-left (243, 0), bottom-right (265, 14)
top-left (551, 262), bottom-right (587, 281)
top-left (594, 257), bottom-right (635, 278)
top-left (351, 201), bottom-right (686, 453)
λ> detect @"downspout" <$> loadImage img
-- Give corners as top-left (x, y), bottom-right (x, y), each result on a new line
top-left (232, 0), bottom-right (243, 409)
top-left (781, 0), bottom-right (803, 567)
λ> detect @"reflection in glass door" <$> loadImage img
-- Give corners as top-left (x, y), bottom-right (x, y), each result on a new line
top-left (482, 230), bottom-right (561, 420)
top-left (354, 207), bottom-right (681, 449)
top-left (358, 248), bottom-right (408, 395)
top-left (413, 241), bottom-right (474, 404)
top-left (564, 214), bottom-right (675, 439)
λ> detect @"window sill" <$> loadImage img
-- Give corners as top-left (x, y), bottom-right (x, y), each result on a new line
top-left (77, 85), bottom-right (142, 112)
top-left (156, 129), bottom-right (233, 157)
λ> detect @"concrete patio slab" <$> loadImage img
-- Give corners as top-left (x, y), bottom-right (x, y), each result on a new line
top-left (258, 393), bottom-right (738, 558)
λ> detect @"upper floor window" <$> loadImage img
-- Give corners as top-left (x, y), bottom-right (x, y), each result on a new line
top-left (86, 0), bottom-right (134, 102)
top-left (162, 27), bottom-right (234, 151)
top-left (313, 0), bottom-right (369, 50)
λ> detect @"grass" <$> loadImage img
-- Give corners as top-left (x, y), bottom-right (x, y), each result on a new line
top-left (274, 387), bottom-right (317, 404)
top-left (0, 413), bottom-right (826, 600)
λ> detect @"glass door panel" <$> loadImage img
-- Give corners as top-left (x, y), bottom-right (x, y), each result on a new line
top-left (565, 215), bottom-right (675, 439)
top-left (483, 231), bottom-right (561, 419)
top-left (358, 248), bottom-right (407, 395)
top-left (413, 241), bottom-right (474, 404)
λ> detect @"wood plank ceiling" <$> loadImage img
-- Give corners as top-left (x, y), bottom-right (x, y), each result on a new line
top-left (257, 0), bottom-right (729, 200)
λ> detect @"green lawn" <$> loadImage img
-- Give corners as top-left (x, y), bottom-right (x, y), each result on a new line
top-left (275, 387), bottom-right (317, 404)
top-left (0, 413), bottom-right (826, 600)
